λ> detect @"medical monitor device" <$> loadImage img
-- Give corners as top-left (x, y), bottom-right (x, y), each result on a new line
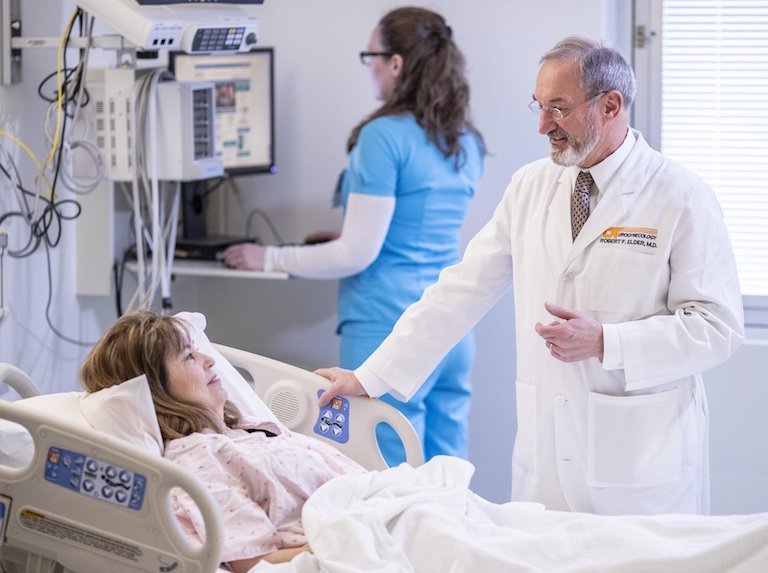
top-left (169, 48), bottom-right (274, 250)
top-left (170, 48), bottom-right (275, 176)
top-left (74, 0), bottom-right (265, 53)
top-left (84, 68), bottom-right (223, 182)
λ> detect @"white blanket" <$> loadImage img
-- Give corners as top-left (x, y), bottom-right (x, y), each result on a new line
top-left (254, 457), bottom-right (768, 572)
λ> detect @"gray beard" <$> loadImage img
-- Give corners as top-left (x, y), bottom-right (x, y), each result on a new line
top-left (551, 143), bottom-right (586, 166)
top-left (549, 116), bottom-right (600, 166)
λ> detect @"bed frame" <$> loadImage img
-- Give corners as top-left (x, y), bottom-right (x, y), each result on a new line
top-left (0, 399), bottom-right (223, 573)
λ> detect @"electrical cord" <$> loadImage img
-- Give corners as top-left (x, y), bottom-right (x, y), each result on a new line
top-left (42, 241), bottom-right (97, 346)
top-left (0, 7), bottom-right (100, 345)
top-left (41, 8), bottom-right (80, 174)
top-left (121, 68), bottom-right (181, 313)
top-left (246, 207), bottom-right (286, 245)
top-left (226, 177), bottom-right (287, 245)
top-left (42, 13), bottom-right (105, 196)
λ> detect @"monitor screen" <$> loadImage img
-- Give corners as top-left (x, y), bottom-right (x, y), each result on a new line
top-left (171, 48), bottom-right (275, 176)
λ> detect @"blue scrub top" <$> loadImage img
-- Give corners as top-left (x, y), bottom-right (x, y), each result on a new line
top-left (337, 113), bottom-right (484, 336)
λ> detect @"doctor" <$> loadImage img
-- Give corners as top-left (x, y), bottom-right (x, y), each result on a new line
top-left (315, 35), bottom-right (744, 515)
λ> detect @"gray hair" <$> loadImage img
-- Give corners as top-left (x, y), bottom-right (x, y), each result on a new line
top-left (541, 36), bottom-right (636, 109)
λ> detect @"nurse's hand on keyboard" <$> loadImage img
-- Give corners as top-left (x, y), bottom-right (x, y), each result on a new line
top-left (221, 242), bottom-right (266, 270)
top-left (315, 367), bottom-right (369, 407)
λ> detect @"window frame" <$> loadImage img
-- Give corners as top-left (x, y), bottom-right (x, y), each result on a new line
top-left (632, 0), bottom-right (768, 339)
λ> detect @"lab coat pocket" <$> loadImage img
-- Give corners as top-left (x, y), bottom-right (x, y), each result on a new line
top-left (587, 390), bottom-right (682, 488)
top-left (588, 249), bottom-right (659, 316)
top-left (513, 381), bottom-right (537, 474)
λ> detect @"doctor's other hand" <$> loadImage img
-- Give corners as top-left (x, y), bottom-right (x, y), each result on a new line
top-left (314, 367), bottom-right (370, 407)
top-left (534, 301), bottom-right (604, 362)
top-left (221, 243), bottom-right (266, 270)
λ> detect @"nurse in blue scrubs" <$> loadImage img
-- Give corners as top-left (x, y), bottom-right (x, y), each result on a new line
top-left (222, 6), bottom-right (485, 465)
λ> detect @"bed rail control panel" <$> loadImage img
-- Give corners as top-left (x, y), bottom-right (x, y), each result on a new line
top-left (314, 391), bottom-right (350, 444)
top-left (43, 447), bottom-right (147, 510)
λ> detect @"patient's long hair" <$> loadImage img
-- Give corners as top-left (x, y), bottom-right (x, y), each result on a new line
top-left (79, 310), bottom-right (242, 441)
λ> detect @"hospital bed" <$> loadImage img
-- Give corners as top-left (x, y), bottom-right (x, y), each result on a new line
top-left (2, 315), bottom-right (768, 573)
top-left (0, 312), bottom-right (423, 573)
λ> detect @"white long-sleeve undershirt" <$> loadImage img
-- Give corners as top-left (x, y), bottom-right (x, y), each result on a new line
top-left (264, 193), bottom-right (396, 279)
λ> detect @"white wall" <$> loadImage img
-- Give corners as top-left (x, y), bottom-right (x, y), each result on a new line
top-left (705, 340), bottom-right (768, 515)
top-left (1, 0), bottom-right (764, 511)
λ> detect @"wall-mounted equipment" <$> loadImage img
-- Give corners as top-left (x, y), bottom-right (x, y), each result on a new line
top-left (85, 68), bottom-right (223, 181)
top-left (0, 0), bottom-right (21, 85)
top-left (74, 0), bottom-right (265, 53)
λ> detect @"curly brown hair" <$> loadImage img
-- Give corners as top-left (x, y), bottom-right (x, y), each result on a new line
top-left (347, 6), bottom-right (485, 162)
top-left (79, 310), bottom-right (242, 441)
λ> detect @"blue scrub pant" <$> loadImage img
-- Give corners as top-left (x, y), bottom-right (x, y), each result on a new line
top-left (340, 331), bottom-right (475, 466)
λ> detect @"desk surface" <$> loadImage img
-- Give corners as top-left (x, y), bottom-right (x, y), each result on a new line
top-left (127, 259), bottom-right (289, 280)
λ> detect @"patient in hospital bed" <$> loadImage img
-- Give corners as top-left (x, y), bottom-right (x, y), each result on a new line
top-left (71, 310), bottom-right (768, 573)
top-left (78, 310), bottom-right (365, 573)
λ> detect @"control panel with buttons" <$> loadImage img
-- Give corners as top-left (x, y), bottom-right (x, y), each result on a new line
top-left (43, 447), bottom-right (147, 511)
top-left (313, 391), bottom-right (350, 444)
top-left (191, 27), bottom-right (247, 52)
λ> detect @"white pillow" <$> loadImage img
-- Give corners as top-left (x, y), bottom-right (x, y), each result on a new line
top-left (1, 378), bottom-right (162, 464)
top-left (176, 311), bottom-right (279, 424)
top-left (0, 392), bottom-right (86, 468)
top-left (79, 374), bottom-right (164, 456)
top-left (13, 392), bottom-right (86, 427)
top-left (8, 375), bottom-right (163, 457)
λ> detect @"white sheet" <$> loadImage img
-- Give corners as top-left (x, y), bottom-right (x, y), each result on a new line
top-left (254, 456), bottom-right (768, 572)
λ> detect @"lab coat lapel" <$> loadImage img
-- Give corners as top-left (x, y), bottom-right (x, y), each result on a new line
top-left (564, 134), bottom-right (653, 267)
top-left (551, 170), bottom-right (574, 248)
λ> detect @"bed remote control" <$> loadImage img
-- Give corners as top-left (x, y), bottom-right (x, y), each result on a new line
top-left (314, 391), bottom-right (350, 444)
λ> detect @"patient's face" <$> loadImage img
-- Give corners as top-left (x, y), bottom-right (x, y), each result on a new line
top-left (165, 343), bottom-right (228, 418)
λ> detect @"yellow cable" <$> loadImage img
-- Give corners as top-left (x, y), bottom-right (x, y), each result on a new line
top-left (42, 8), bottom-right (79, 172)
top-left (0, 130), bottom-right (54, 197)
top-left (0, 130), bottom-right (43, 170)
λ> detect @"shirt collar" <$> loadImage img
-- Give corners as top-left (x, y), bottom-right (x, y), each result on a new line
top-left (570, 128), bottom-right (635, 199)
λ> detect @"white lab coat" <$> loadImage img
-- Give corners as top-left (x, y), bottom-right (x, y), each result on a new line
top-left (358, 131), bottom-right (744, 515)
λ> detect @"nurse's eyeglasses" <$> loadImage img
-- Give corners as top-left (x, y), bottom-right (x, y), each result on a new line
top-left (528, 91), bottom-right (608, 120)
top-left (359, 51), bottom-right (394, 65)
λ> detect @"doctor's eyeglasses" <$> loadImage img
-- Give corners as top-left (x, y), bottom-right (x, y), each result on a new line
top-left (359, 51), bottom-right (394, 65)
top-left (528, 90), bottom-right (608, 120)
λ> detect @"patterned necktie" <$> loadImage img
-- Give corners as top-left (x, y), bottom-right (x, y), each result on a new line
top-left (571, 171), bottom-right (593, 241)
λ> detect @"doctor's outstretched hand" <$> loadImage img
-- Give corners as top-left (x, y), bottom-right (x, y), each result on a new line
top-left (535, 301), bottom-right (604, 363)
top-left (314, 367), bottom-right (370, 407)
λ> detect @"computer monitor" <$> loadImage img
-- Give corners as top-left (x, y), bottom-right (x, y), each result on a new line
top-left (170, 47), bottom-right (275, 176)
top-left (170, 48), bottom-right (275, 250)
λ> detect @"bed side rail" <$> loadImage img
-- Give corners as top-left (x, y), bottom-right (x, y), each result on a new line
top-left (0, 401), bottom-right (223, 573)
top-left (214, 343), bottom-right (424, 470)
top-left (0, 363), bottom-right (41, 399)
